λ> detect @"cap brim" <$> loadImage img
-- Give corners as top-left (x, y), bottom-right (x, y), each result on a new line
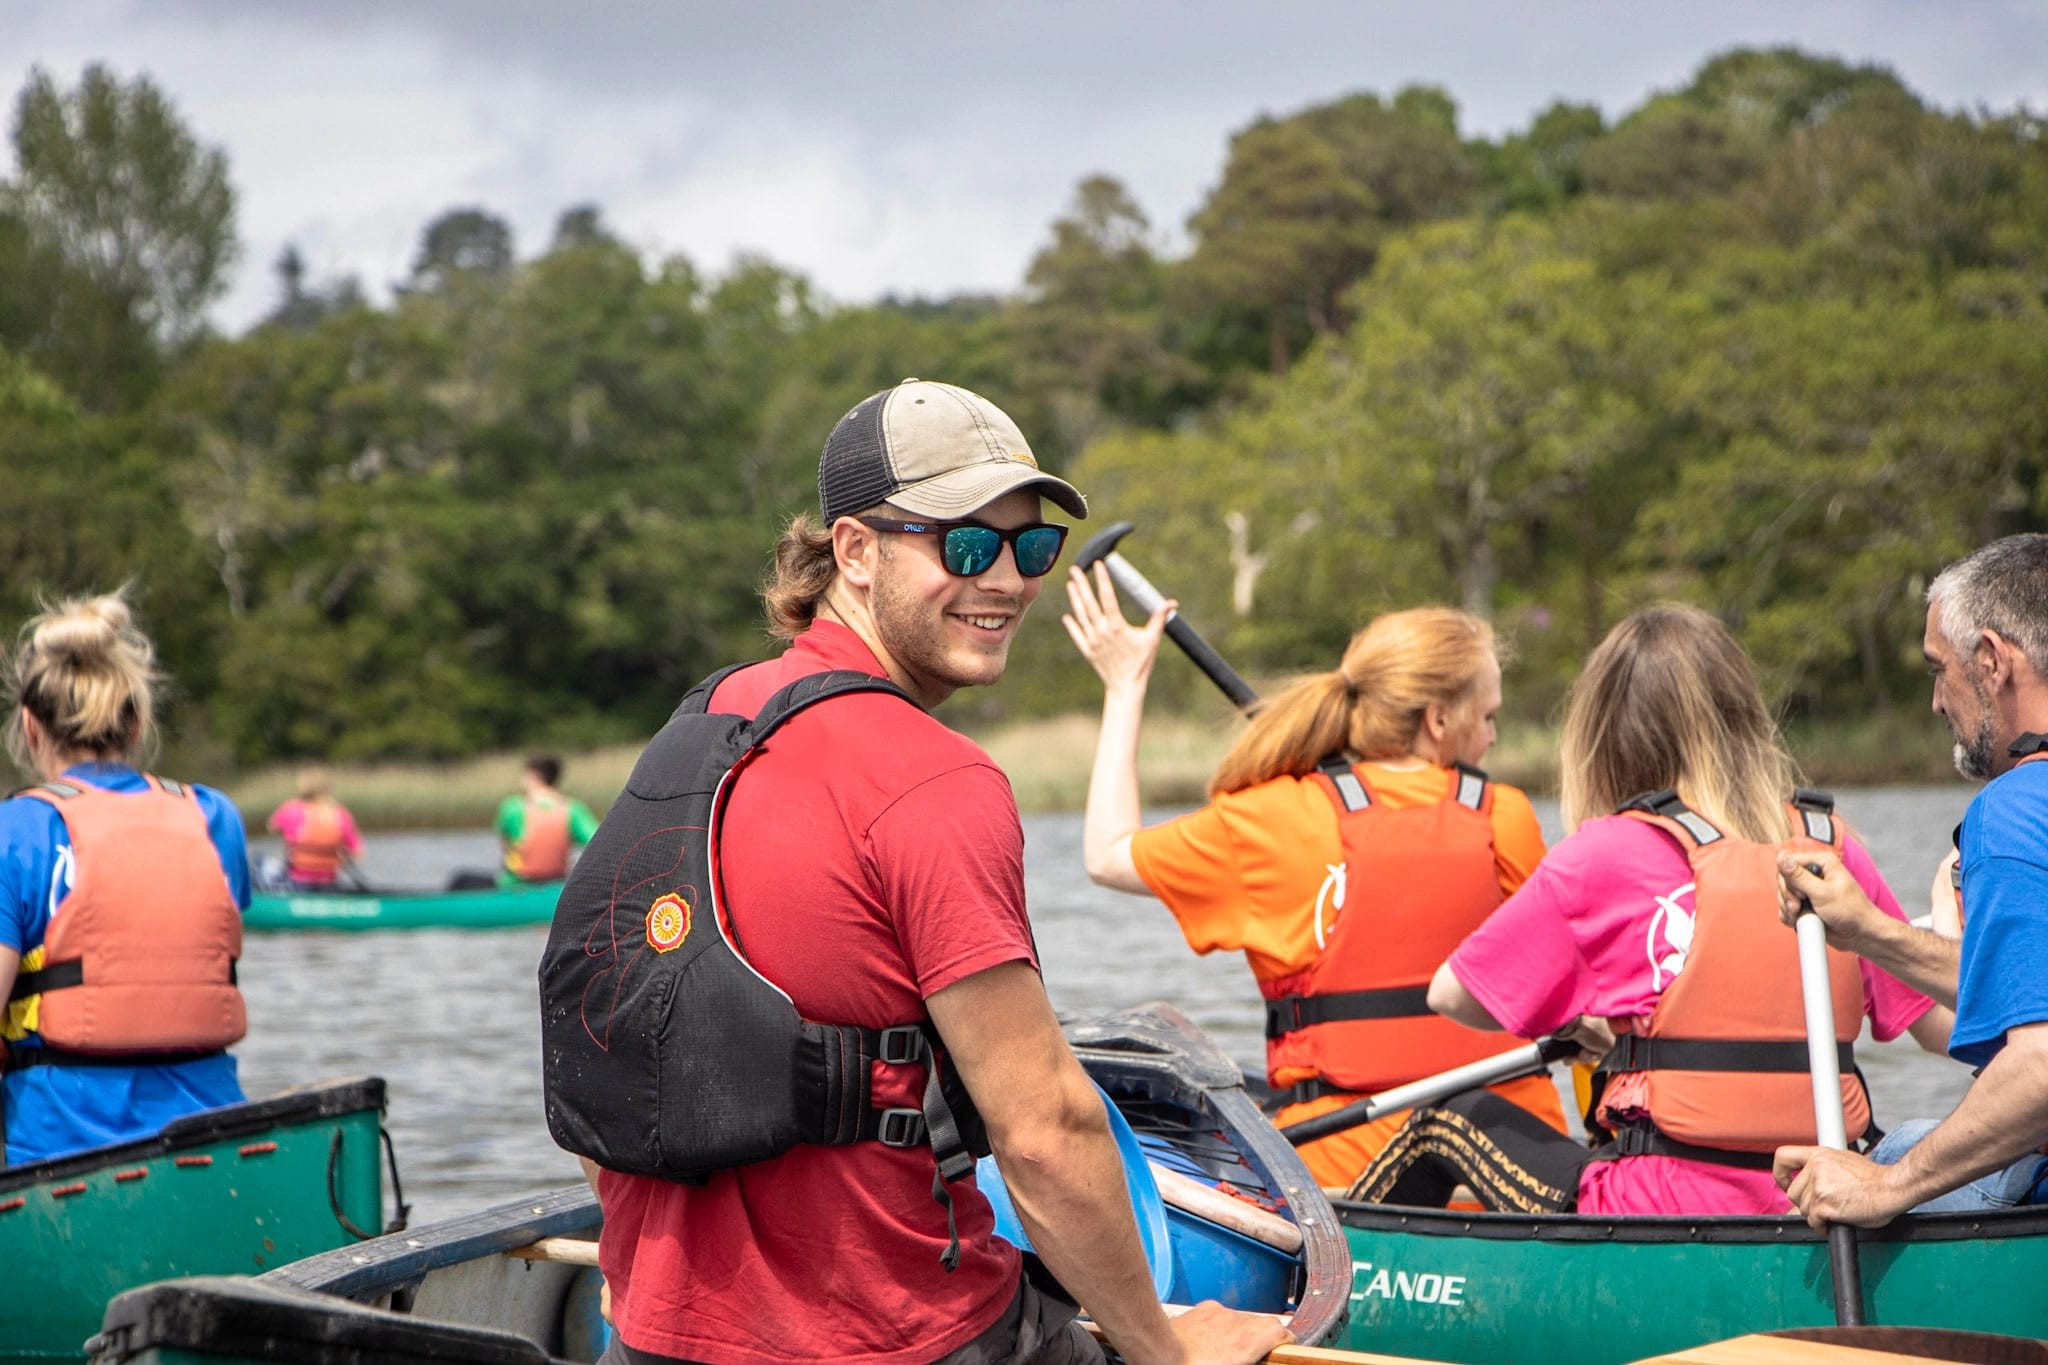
top-left (887, 463), bottom-right (1089, 521)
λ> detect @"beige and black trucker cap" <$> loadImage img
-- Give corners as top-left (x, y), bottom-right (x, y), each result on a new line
top-left (819, 378), bottom-right (1088, 524)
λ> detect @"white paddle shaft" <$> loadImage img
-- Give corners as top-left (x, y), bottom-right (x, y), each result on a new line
top-left (1795, 912), bottom-right (1849, 1151)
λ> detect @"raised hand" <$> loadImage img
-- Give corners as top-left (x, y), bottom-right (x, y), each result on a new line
top-left (1062, 561), bottom-right (1172, 698)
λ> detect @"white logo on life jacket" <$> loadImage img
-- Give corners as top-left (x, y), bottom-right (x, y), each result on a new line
top-left (1350, 1259), bottom-right (1467, 1307)
top-left (1314, 863), bottom-right (1347, 949)
top-left (1645, 881), bottom-right (1697, 991)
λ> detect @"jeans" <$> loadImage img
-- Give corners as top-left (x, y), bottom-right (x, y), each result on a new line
top-left (1867, 1118), bottom-right (2048, 1212)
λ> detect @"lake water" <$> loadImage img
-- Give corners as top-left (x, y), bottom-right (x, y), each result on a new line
top-left (241, 786), bottom-right (1983, 1224)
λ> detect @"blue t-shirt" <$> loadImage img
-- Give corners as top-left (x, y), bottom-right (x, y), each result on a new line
top-left (0, 763), bottom-right (251, 1165)
top-left (1951, 759), bottom-right (2048, 1068)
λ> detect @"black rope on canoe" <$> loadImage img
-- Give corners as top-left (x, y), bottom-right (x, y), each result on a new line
top-left (327, 1126), bottom-right (410, 1240)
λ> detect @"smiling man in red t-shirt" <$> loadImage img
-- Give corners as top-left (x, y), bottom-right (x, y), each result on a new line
top-left (580, 380), bottom-right (1289, 1365)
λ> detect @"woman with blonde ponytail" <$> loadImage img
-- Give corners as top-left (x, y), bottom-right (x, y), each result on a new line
top-left (0, 592), bottom-right (250, 1165)
top-left (1064, 565), bottom-right (1569, 1187)
top-left (1388, 604), bottom-right (1951, 1216)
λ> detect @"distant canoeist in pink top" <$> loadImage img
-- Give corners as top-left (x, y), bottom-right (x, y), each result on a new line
top-left (266, 766), bottom-right (364, 888)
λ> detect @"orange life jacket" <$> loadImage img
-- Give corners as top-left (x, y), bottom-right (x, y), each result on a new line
top-left (509, 797), bottom-right (571, 881)
top-left (1595, 789), bottom-right (1869, 1164)
top-left (1260, 757), bottom-right (1511, 1094)
top-left (5, 776), bottom-right (245, 1064)
top-left (286, 799), bottom-right (345, 881)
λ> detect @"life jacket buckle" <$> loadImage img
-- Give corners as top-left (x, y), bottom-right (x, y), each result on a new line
top-left (878, 1025), bottom-right (927, 1066)
top-left (877, 1107), bottom-right (928, 1149)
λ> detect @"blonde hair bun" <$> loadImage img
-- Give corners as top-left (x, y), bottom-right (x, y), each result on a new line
top-left (7, 589), bottom-right (162, 768)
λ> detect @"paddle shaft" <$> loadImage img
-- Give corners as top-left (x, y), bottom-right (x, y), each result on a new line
top-left (1280, 1035), bottom-right (1577, 1146)
top-left (1795, 906), bottom-right (1865, 1327)
top-left (1082, 545), bottom-right (1261, 713)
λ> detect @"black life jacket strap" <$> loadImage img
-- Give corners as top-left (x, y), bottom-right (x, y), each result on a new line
top-left (1314, 755), bottom-right (1371, 812)
top-left (1599, 1033), bottom-right (1855, 1076)
top-left (1590, 1119), bottom-right (1778, 1171)
top-left (846, 1022), bottom-right (982, 1273)
top-left (8, 958), bottom-right (83, 1003)
top-left (1451, 762), bottom-right (1489, 812)
top-left (2009, 732), bottom-right (2048, 758)
top-left (1265, 985), bottom-right (1432, 1039)
top-left (1619, 789), bottom-right (1724, 846)
top-left (1790, 788), bottom-right (1837, 844)
top-left (6, 1046), bottom-right (226, 1071)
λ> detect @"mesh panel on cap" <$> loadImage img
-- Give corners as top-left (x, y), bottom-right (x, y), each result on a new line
top-left (818, 392), bottom-right (897, 522)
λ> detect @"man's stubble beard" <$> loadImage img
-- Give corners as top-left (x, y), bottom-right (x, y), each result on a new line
top-left (869, 547), bottom-right (1020, 696)
top-left (1951, 673), bottom-right (1998, 780)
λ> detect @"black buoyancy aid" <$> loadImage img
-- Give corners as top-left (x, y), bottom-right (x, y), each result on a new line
top-left (1261, 756), bottom-right (1508, 1096)
top-left (1592, 788), bottom-right (1871, 1169)
top-left (538, 666), bottom-right (988, 1265)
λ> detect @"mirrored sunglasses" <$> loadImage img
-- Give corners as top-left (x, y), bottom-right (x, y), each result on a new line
top-left (857, 517), bottom-right (1070, 578)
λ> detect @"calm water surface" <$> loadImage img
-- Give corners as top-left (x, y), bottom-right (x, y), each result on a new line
top-left (242, 786), bottom-right (1982, 1223)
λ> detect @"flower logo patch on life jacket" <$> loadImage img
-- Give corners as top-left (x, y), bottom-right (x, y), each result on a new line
top-left (647, 892), bottom-right (692, 952)
top-left (1645, 881), bottom-right (1697, 991)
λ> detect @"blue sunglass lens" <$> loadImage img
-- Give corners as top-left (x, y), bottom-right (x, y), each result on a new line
top-left (941, 527), bottom-right (1002, 576)
top-left (1013, 527), bottom-right (1066, 577)
top-left (936, 524), bottom-right (1067, 577)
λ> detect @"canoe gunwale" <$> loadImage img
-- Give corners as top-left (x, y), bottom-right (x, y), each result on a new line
top-left (262, 1185), bottom-right (600, 1301)
top-left (1335, 1197), bottom-right (2048, 1244)
top-left (1066, 1001), bottom-right (1352, 1347)
top-left (0, 1075), bottom-right (387, 1193)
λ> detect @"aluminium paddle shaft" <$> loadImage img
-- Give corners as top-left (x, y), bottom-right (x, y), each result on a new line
top-left (1279, 1035), bottom-right (1580, 1147)
top-left (1071, 521), bottom-right (1261, 713)
top-left (1795, 905), bottom-right (1866, 1327)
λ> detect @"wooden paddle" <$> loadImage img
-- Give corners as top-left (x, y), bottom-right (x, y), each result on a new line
top-left (1278, 1034), bottom-right (1579, 1145)
top-left (1079, 1313), bottom-right (1453, 1364)
top-left (1792, 891), bottom-right (1865, 1326)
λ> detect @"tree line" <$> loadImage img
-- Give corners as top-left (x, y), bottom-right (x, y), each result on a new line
top-left (2, 48), bottom-right (2044, 770)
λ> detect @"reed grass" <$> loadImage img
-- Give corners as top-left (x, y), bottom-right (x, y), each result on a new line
top-left (218, 705), bottom-right (1957, 830)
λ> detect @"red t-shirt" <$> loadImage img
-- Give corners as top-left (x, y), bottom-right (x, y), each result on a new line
top-left (597, 620), bottom-right (1035, 1364)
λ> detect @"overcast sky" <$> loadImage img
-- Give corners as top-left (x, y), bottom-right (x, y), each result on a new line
top-left (7, 1), bottom-right (2045, 334)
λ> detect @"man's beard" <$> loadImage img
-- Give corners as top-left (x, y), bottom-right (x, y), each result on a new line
top-left (1952, 677), bottom-right (1998, 780)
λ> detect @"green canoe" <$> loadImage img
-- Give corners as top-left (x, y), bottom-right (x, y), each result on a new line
top-left (1334, 1199), bottom-right (2048, 1362)
top-left (0, 1078), bottom-right (391, 1365)
top-left (245, 880), bottom-right (561, 931)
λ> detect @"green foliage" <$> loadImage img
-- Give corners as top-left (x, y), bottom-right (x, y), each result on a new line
top-left (1, 47), bottom-right (2043, 779)
top-left (7, 64), bottom-right (234, 352)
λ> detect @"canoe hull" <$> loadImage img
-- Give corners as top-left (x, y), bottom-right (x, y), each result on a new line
top-left (1336, 1201), bottom-right (2048, 1363)
top-left (1, 1079), bottom-right (387, 1364)
top-left (245, 881), bottom-right (560, 931)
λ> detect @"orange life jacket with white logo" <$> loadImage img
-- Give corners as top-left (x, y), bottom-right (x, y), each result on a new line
top-left (5, 776), bottom-right (245, 1065)
top-left (1595, 789), bottom-right (1869, 1164)
top-left (509, 798), bottom-right (571, 881)
top-left (286, 800), bottom-right (345, 881)
top-left (1260, 757), bottom-right (1510, 1095)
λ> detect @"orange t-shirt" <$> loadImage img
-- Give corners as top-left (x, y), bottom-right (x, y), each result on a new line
top-left (1129, 761), bottom-right (1562, 1187)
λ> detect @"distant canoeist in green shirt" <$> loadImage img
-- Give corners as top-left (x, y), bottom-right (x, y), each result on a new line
top-left (495, 753), bottom-right (599, 883)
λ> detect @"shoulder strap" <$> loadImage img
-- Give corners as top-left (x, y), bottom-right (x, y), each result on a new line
top-left (670, 661), bottom-right (757, 721)
top-left (1619, 789), bottom-right (1724, 849)
top-left (750, 670), bottom-right (916, 746)
top-left (1313, 754), bottom-right (1371, 813)
top-left (1789, 788), bottom-right (1839, 846)
top-left (1451, 762), bottom-right (1489, 812)
top-left (11, 781), bottom-right (84, 802)
top-left (2009, 732), bottom-right (2048, 760)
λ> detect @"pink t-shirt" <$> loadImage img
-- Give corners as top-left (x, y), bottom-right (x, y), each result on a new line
top-left (264, 798), bottom-right (364, 883)
top-left (1448, 814), bottom-right (1934, 1216)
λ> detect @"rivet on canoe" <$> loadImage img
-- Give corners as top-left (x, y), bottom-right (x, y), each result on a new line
top-left (113, 1167), bottom-right (149, 1183)
top-left (175, 1155), bottom-right (213, 1168)
top-left (0, 1197), bottom-right (24, 1214)
top-left (239, 1141), bottom-right (280, 1158)
top-left (51, 1182), bottom-right (88, 1199)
